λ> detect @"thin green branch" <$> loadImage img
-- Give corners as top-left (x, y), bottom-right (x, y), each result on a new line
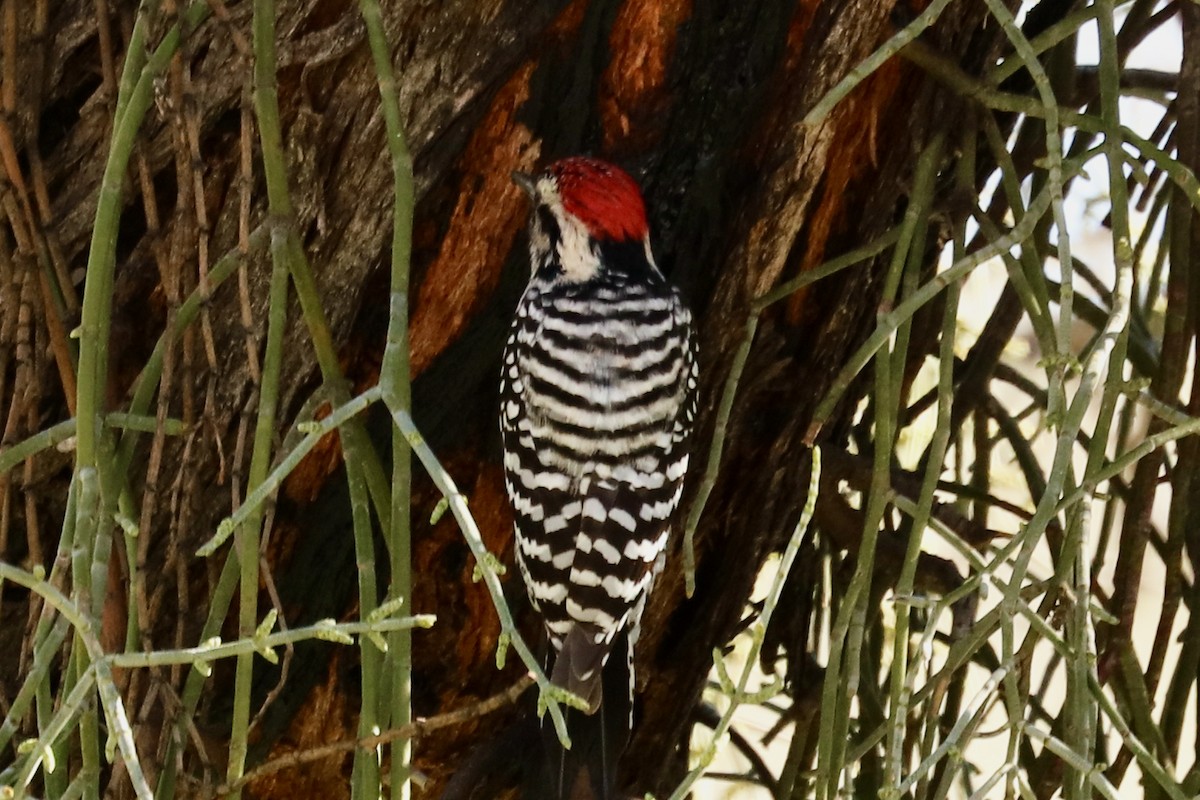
top-left (983, 0), bottom-right (1073, 381)
top-left (225, 2), bottom-right (294, 793)
top-left (0, 419), bottom-right (76, 477)
top-left (800, 0), bottom-right (954, 130)
top-left (354, 0), bottom-right (416, 794)
top-left (886, 200), bottom-right (960, 790)
top-left (117, 223), bottom-right (269, 471)
top-left (896, 666), bottom-right (1009, 797)
top-left (0, 616), bottom-right (70, 757)
top-left (682, 229), bottom-right (901, 596)
top-left (669, 446), bottom-right (820, 800)
top-left (383, 406), bottom-right (579, 744)
top-left (903, 41), bottom-right (1200, 218)
top-left (195, 387), bottom-right (383, 557)
top-left (0, 564), bottom-right (152, 799)
top-left (109, 613), bottom-right (436, 670)
top-left (75, 0), bottom-right (209, 471)
top-left (807, 184), bottom-right (1055, 442)
top-left (1022, 726), bottom-right (1122, 800)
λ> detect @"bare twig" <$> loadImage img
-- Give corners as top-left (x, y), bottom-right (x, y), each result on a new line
top-left (212, 676), bottom-right (535, 797)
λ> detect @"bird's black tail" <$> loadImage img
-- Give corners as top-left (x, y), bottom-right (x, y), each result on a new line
top-left (529, 629), bottom-right (633, 799)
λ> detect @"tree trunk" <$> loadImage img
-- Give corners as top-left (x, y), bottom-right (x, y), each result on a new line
top-left (0, 0), bottom-right (1006, 797)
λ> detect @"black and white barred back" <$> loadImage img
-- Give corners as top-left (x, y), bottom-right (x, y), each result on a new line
top-left (500, 158), bottom-right (698, 714)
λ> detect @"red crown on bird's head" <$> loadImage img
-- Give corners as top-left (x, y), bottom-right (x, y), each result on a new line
top-left (548, 157), bottom-right (648, 243)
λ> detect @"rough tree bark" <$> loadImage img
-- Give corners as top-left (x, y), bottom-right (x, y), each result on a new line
top-left (0, 0), bottom-right (1009, 797)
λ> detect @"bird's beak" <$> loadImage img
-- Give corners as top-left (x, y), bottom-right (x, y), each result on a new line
top-left (511, 170), bottom-right (536, 198)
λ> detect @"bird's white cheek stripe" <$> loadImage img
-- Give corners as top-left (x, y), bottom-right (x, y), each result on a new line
top-left (554, 212), bottom-right (602, 282)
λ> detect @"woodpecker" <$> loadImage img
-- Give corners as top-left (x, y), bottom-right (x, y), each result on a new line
top-left (500, 157), bottom-right (697, 796)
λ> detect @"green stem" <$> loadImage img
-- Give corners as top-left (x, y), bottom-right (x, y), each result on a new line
top-left (0, 616), bottom-right (70, 756)
top-left (982, 0), bottom-right (1073, 369)
top-left (0, 419), bottom-right (76, 476)
top-left (800, 0), bottom-right (954, 130)
top-left (885, 228), bottom-right (959, 789)
top-left (108, 615), bottom-right (435, 669)
top-left (68, 6), bottom-right (210, 796)
top-left (347, 449), bottom-right (383, 798)
top-left (807, 183), bottom-right (1054, 441)
top-left (384, 407), bottom-right (578, 743)
top-left (195, 387), bottom-right (383, 557)
top-left (224, 6), bottom-right (295, 795)
top-left (0, 563), bottom-right (152, 799)
top-left (668, 447), bottom-right (820, 800)
top-left (118, 224), bottom-right (269, 472)
top-left (76, 0), bottom-right (209, 471)
top-left (683, 229), bottom-right (901, 596)
top-left (355, 1), bottom-right (416, 794)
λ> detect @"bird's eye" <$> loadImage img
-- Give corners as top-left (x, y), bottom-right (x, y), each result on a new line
top-left (536, 207), bottom-right (559, 241)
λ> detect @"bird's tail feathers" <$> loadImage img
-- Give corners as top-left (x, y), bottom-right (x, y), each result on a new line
top-left (534, 629), bottom-right (632, 799)
top-left (551, 625), bottom-right (608, 713)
